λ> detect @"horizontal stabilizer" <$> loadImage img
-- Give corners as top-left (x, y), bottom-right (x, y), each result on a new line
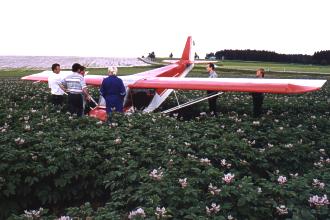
top-left (21, 71), bottom-right (106, 86)
top-left (163, 59), bottom-right (218, 64)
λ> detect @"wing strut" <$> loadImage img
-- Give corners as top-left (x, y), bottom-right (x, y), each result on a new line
top-left (161, 92), bottom-right (223, 114)
top-left (173, 90), bottom-right (180, 106)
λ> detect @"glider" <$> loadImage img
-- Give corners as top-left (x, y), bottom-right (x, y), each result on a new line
top-left (22, 36), bottom-right (327, 121)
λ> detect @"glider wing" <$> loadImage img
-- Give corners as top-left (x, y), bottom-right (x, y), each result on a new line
top-left (129, 77), bottom-right (327, 94)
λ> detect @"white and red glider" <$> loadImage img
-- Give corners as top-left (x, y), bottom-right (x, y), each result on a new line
top-left (22, 36), bottom-right (327, 121)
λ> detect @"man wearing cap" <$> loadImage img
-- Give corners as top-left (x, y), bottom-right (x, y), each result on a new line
top-left (60, 63), bottom-right (91, 117)
top-left (48, 63), bottom-right (64, 106)
top-left (100, 67), bottom-right (126, 123)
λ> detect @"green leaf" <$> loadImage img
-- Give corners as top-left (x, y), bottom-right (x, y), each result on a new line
top-left (237, 198), bottom-right (246, 207)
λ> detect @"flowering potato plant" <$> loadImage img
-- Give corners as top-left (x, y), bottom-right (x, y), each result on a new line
top-left (0, 74), bottom-right (329, 219)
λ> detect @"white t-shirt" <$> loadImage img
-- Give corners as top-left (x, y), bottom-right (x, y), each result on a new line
top-left (48, 72), bottom-right (65, 95)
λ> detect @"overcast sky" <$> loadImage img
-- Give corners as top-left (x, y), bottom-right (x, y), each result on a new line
top-left (0, 0), bottom-right (329, 58)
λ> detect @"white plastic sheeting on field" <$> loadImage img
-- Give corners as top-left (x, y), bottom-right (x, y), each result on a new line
top-left (0, 56), bottom-right (148, 69)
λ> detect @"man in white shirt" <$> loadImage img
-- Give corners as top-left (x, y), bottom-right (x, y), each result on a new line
top-left (48, 63), bottom-right (65, 106)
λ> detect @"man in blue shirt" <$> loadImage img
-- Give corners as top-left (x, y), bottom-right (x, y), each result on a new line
top-left (100, 67), bottom-right (126, 123)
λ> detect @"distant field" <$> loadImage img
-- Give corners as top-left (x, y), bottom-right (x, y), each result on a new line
top-left (1, 60), bottom-right (330, 78)
top-left (0, 66), bottom-right (157, 77)
top-left (215, 60), bottom-right (330, 74)
top-left (156, 57), bottom-right (330, 74)
top-left (0, 56), bottom-right (146, 69)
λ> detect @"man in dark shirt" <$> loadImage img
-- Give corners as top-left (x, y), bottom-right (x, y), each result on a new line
top-left (251, 68), bottom-right (265, 117)
top-left (100, 67), bottom-right (126, 123)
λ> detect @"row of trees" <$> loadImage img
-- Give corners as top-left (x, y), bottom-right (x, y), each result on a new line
top-left (205, 50), bottom-right (330, 65)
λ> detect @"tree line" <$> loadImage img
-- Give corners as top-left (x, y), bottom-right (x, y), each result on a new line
top-left (205, 50), bottom-right (330, 65)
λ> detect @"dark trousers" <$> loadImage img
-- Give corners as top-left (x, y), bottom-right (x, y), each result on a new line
top-left (104, 95), bottom-right (124, 113)
top-left (207, 91), bottom-right (218, 115)
top-left (252, 93), bottom-right (264, 117)
top-left (51, 95), bottom-right (63, 106)
top-left (68, 93), bottom-right (83, 117)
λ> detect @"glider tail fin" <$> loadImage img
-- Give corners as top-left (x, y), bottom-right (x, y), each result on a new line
top-left (180, 36), bottom-right (194, 62)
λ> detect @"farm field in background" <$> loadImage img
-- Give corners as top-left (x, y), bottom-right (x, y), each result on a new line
top-left (1, 59), bottom-right (330, 78)
top-left (154, 58), bottom-right (330, 74)
top-left (217, 60), bottom-right (330, 74)
top-left (0, 65), bottom-right (329, 219)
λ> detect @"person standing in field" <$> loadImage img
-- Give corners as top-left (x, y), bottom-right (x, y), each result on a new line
top-left (78, 65), bottom-right (89, 113)
top-left (206, 63), bottom-right (218, 116)
top-left (251, 68), bottom-right (265, 117)
top-left (48, 63), bottom-right (65, 106)
top-left (79, 65), bottom-right (86, 76)
top-left (100, 67), bottom-right (126, 124)
top-left (60, 63), bottom-right (91, 117)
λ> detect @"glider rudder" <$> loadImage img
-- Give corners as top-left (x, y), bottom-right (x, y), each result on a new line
top-left (180, 36), bottom-right (194, 62)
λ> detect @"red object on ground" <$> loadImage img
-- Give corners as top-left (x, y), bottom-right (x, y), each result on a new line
top-left (88, 106), bottom-right (107, 121)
